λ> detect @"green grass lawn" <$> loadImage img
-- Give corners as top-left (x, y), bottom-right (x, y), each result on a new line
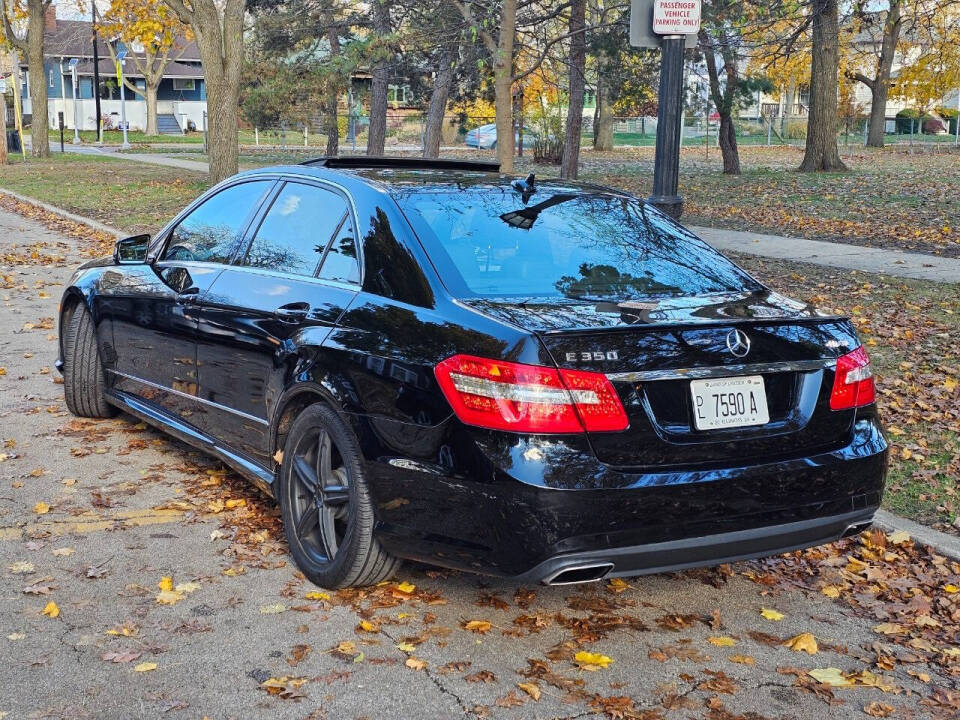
top-left (0, 153), bottom-right (209, 235)
top-left (48, 129), bottom-right (204, 145)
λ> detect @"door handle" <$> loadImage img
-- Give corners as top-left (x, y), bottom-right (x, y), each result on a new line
top-left (274, 302), bottom-right (310, 322)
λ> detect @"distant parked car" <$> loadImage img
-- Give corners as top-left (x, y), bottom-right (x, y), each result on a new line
top-left (465, 123), bottom-right (537, 149)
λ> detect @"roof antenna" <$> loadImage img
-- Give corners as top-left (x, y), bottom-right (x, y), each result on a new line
top-left (510, 173), bottom-right (536, 202)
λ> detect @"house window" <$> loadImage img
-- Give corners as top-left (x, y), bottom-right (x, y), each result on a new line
top-left (49, 69), bottom-right (54, 88)
top-left (387, 84), bottom-right (409, 104)
top-left (173, 78), bottom-right (196, 91)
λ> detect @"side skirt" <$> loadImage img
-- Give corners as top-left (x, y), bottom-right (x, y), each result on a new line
top-left (106, 389), bottom-right (276, 498)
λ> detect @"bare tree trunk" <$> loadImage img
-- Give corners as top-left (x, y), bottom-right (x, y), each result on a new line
top-left (560, 0), bottom-right (585, 179)
top-left (493, 0), bottom-right (516, 172)
top-left (164, 0), bottom-right (243, 182)
top-left (145, 83), bottom-right (159, 136)
top-left (593, 79), bottom-right (613, 150)
top-left (866, 0), bottom-right (900, 148)
top-left (323, 20), bottom-right (341, 157)
top-left (0, 97), bottom-right (7, 165)
top-left (780, 80), bottom-right (795, 136)
top-left (26, 0), bottom-right (50, 158)
top-left (800, 0), bottom-right (846, 171)
top-left (422, 50), bottom-right (453, 158)
top-left (367, 0), bottom-right (390, 156)
top-left (717, 113), bottom-right (740, 174)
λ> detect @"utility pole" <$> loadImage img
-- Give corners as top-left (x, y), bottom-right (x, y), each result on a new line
top-left (0, 92), bottom-right (7, 165)
top-left (91, 0), bottom-right (103, 144)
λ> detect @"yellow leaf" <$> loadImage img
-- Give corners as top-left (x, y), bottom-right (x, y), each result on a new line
top-left (464, 620), bottom-right (492, 634)
top-left (944, 377), bottom-right (958, 392)
top-left (9, 561), bottom-right (35, 574)
top-left (607, 578), bottom-right (630, 593)
top-left (821, 585), bottom-right (841, 598)
top-left (358, 620), bottom-right (378, 633)
top-left (175, 581), bottom-right (200, 594)
top-left (396, 642), bottom-right (417, 653)
top-left (51, 547), bottom-right (74, 557)
top-left (873, 622), bottom-right (905, 635)
top-left (158, 576), bottom-right (174, 592)
top-left (41, 601), bottom-right (60, 618)
top-left (305, 591), bottom-right (330, 601)
top-left (155, 589), bottom-right (184, 605)
top-left (259, 603), bottom-right (287, 614)
top-left (133, 662), bottom-right (157, 672)
top-left (574, 651), bottom-right (614, 670)
top-left (944, 584), bottom-right (959, 593)
top-left (808, 668), bottom-right (852, 687)
top-left (729, 655), bottom-right (755, 665)
top-left (783, 633), bottom-right (819, 654)
top-left (517, 682), bottom-right (541, 700)
top-left (760, 607), bottom-right (784, 621)
top-left (405, 657), bottom-right (427, 671)
top-left (886, 530), bottom-right (910, 545)
top-left (33, 502), bottom-right (50, 515)
top-left (395, 581), bottom-right (416, 594)
top-left (225, 498), bottom-right (246, 509)
top-left (708, 636), bottom-right (737, 647)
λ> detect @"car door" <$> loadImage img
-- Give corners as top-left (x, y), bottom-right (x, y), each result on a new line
top-left (192, 180), bottom-right (362, 465)
top-left (109, 179), bottom-right (275, 423)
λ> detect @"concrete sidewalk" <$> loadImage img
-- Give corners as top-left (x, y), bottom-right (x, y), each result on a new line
top-left (45, 143), bottom-right (960, 285)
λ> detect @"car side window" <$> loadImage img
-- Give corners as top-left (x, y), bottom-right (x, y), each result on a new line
top-left (318, 213), bottom-right (361, 285)
top-left (242, 183), bottom-right (348, 277)
top-left (163, 181), bottom-right (272, 263)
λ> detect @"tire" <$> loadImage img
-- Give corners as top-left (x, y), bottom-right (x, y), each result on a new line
top-left (63, 304), bottom-right (116, 419)
top-left (277, 403), bottom-right (400, 589)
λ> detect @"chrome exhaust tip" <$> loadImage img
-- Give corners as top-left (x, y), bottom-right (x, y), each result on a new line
top-left (840, 521), bottom-right (873, 539)
top-left (543, 562), bottom-right (614, 586)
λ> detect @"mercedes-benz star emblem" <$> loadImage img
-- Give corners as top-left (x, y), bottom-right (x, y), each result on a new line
top-left (726, 329), bottom-right (751, 358)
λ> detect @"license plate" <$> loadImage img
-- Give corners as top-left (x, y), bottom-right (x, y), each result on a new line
top-left (690, 375), bottom-right (769, 430)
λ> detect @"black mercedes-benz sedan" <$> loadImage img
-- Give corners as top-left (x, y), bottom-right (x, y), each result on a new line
top-left (56, 157), bottom-right (887, 588)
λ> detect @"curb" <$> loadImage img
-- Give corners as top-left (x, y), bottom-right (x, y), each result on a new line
top-left (873, 509), bottom-right (960, 561)
top-left (0, 188), bottom-right (126, 238)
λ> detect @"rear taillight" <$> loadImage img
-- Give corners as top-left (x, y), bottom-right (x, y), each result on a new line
top-left (829, 346), bottom-right (876, 410)
top-left (434, 354), bottom-right (628, 434)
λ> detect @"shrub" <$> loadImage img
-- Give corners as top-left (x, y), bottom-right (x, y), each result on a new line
top-left (783, 120), bottom-right (807, 139)
top-left (936, 107), bottom-right (958, 135)
top-left (895, 109), bottom-right (922, 134)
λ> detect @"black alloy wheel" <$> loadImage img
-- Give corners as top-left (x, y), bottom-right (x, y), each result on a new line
top-left (278, 403), bottom-right (400, 588)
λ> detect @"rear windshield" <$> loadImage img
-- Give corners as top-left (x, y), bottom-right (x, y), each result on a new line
top-left (396, 188), bottom-right (758, 301)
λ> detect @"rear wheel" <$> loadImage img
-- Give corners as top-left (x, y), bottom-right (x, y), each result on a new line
top-left (63, 304), bottom-right (116, 418)
top-left (277, 403), bottom-right (400, 588)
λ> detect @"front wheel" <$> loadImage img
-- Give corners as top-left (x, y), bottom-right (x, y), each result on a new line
top-left (63, 304), bottom-right (116, 418)
top-left (277, 403), bottom-right (400, 588)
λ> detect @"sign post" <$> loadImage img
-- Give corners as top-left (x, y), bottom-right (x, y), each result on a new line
top-left (631, 0), bottom-right (701, 219)
top-left (68, 58), bottom-right (81, 144)
top-left (116, 50), bottom-right (131, 150)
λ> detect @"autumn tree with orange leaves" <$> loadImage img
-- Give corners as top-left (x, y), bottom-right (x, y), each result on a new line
top-left (97, 0), bottom-right (192, 136)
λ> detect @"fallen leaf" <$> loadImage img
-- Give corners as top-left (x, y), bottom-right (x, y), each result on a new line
top-left (517, 682), bottom-right (541, 701)
top-left (886, 530), bottom-right (911, 545)
top-left (9, 561), bottom-right (35, 574)
top-left (51, 547), bottom-right (74, 557)
top-left (304, 591), bottom-right (330, 601)
top-left (32, 502), bottom-right (50, 515)
top-left (574, 651), bottom-right (614, 671)
top-left (405, 657), bottom-right (427, 671)
top-left (729, 655), bottom-right (755, 665)
top-left (463, 620), bottom-right (492, 634)
top-left (41, 601), bottom-right (59, 618)
top-left (821, 585), bottom-right (841, 598)
top-left (783, 633), bottom-right (819, 654)
top-left (708, 636), bottom-right (737, 647)
top-left (158, 577), bottom-right (174, 592)
top-left (808, 668), bottom-right (852, 687)
top-left (863, 702), bottom-right (895, 718)
top-left (760, 607), bottom-right (784, 621)
top-left (606, 578), bottom-right (630, 593)
top-left (395, 581), bottom-right (416, 594)
top-left (133, 662), bottom-right (157, 672)
top-left (358, 620), bottom-right (378, 633)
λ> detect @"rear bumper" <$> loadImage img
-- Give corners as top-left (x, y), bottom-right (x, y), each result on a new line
top-left (515, 508), bottom-right (876, 584)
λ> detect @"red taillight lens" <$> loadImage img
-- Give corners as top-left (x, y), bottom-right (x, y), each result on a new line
top-left (830, 346), bottom-right (876, 410)
top-left (434, 354), bottom-right (628, 434)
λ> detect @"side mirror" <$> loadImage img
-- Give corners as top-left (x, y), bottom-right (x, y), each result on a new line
top-left (113, 234), bottom-right (151, 264)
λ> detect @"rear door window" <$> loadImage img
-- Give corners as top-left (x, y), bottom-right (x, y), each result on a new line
top-left (397, 189), bottom-right (759, 300)
top-left (164, 180), bottom-right (273, 263)
top-left (242, 182), bottom-right (348, 277)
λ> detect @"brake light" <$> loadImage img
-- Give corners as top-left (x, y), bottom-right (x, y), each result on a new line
top-left (829, 346), bottom-right (876, 410)
top-left (434, 354), bottom-right (628, 434)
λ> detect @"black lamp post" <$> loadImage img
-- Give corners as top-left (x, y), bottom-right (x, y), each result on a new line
top-left (91, 0), bottom-right (102, 143)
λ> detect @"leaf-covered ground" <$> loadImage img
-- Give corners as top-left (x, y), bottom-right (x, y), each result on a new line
top-left (3, 182), bottom-right (960, 720)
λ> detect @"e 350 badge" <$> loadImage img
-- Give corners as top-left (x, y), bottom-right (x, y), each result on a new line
top-left (565, 351), bottom-right (619, 362)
